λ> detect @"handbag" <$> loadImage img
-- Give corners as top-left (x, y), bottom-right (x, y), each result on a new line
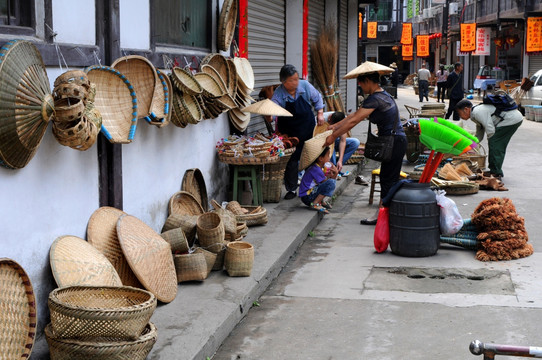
top-left (364, 116), bottom-right (397, 162)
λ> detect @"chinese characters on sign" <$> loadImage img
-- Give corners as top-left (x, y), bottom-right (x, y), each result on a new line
top-left (417, 35), bottom-right (429, 57)
top-left (473, 27), bottom-right (490, 56)
top-left (401, 23), bottom-right (413, 45)
top-left (526, 17), bottom-right (542, 53)
top-left (460, 23), bottom-right (476, 53)
top-left (367, 22), bottom-right (377, 39)
top-left (402, 43), bottom-right (413, 60)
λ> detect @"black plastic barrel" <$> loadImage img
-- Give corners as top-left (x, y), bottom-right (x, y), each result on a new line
top-left (389, 182), bottom-right (440, 257)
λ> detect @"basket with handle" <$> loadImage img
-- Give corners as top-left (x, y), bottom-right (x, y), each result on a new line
top-left (48, 286), bottom-right (156, 341)
top-left (224, 241), bottom-right (254, 277)
top-left (173, 252), bottom-right (208, 282)
top-left (45, 322), bottom-right (157, 360)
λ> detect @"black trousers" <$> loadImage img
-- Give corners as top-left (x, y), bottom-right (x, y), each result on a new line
top-left (445, 97), bottom-right (462, 120)
top-left (380, 135), bottom-right (407, 199)
top-left (284, 156), bottom-right (299, 192)
top-left (437, 82), bottom-right (447, 102)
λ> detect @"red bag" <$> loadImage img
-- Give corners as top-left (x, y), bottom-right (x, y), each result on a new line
top-left (373, 207), bottom-right (390, 253)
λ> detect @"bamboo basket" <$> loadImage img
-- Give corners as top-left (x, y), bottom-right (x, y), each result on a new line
top-left (217, 0), bottom-right (237, 51)
top-left (196, 212), bottom-right (225, 248)
top-left (261, 147), bottom-right (295, 203)
top-left (194, 247), bottom-right (217, 275)
top-left (207, 243), bottom-right (226, 270)
top-left (161, 213), bottom-right (198, 245)
top-left (210, 199), bottom-right (238, 235)
top-left (235, 206), bottom-right (268, 226)
top-left (224, 241), bottom-right (254, 277)
top-left (45, 322), bottom-right (157, 360)
top-left (452, 144), bottom-right (487, 169)
top-left (171, 67), bottom-right (202, 95)
top-left (48, 286), bottom-right (156, 340)
top-left (160, 228), bottom-right (189, 253)
top-left (144, 69), bottom-right (171, 127)
top-left (168, 191), bottom-right (205, 217)
top-left (173, 253), bottom-right (208, 282)
top-left (181, 168), bottom-right (209, 212)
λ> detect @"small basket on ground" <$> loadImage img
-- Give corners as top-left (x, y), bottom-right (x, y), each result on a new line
top-left (196, 212), bottom-right (225, 248)
top-left (207, 242), bottom-right (227, 270)
top-left (160, 228), bottom-right (189, 253)
top-left (224, 241), bottom-right (254, 277)
top-left (173, 252), bottom-right (208, 282)
top-left (48, 286), bottom-right (156, 341)
top-left (45, 322), bottom-right (157, 360)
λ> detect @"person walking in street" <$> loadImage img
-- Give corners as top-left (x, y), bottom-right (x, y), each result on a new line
top-left (455, 99), bottom-right (522, 179)
top-left (324, 62), bottom-right (406, 225)
top-left (417, 63), bottom-right (431, 102)
top-left (271, 64), bottom-right (325, 200)
top-left (445, 62), bottom-right (464, 120)
top-left (436, 65), bottom-right (448, 103)
top-left (390, 62), bottom-right (399, 99)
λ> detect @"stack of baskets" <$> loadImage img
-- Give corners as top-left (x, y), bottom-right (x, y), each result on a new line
top-left (226, 201), bottom-right (268, 227)
top-left (45, 286), bottom-right (158, 360)
top-left (261, 147), bottom-right (295, 202)
top-left (52, 70), bottom-right (102, 151)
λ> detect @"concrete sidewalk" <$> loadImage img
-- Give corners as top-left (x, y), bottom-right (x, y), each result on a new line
top-left (148, 160), bottom-right (365, 360)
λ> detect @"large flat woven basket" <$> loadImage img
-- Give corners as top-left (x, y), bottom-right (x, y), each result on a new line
top-left (48, 286), bottom-right (156, 340)
top-left (45, 322), bottom-right (157, 360)
top-left (235, 205), bottom-right (268, 226)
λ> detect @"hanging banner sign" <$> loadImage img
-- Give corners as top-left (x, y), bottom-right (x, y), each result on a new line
top-left (358, 12), bottom-right (363, 39)
top-left (401, 23), bottom-right (413, 45)
top-left (526, 17), bottom-right (542, 53)
top-left (402, 43), bottom-right (413, 58)
top-left (460, 23), bottom-right (476, 53)
top-left (367, 22), bottom-right (377, 39)
top-left (473, 27), bottom-right (491, 56)
top-left (417, 35), bottom-right (429, 57)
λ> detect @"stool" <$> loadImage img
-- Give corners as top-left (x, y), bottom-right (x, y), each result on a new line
top-left (232, 165), bottom-right (263, 206)
top-left (368, 168), bottom-right (408, 205)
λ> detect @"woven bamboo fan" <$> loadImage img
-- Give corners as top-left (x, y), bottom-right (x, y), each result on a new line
top-left (87, 207), bottom-right (142, 288)
top-left (0, 258), bottom-right (37, 359)
top-left (49, 235), bottom-right (123, 287)
top-left (116, 214), bottom-right (178, 303)
top-left (168, 191), bottom-right (204, 216)
top-left (145, 69), bottom-right (171, 127)
top-left (233, 57), bottom-right (255, 90)
top-left (0, 40), bottom-right (54, 169)
top-left (112, 55), bottom-right (157, 120)
top-left (85, 65), bottom-right (138, 143)
top-left (171, 67), bottom-right (203, 95)
top-left (181, 168), bottom-right (209, 211)
top-left (218, 0), bottom-right (238, 51)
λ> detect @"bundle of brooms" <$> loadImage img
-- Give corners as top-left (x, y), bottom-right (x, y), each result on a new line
top-left (310, 22), bottom-right (344, 113)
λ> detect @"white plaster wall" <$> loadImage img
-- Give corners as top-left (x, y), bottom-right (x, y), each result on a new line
top-left (122, 110), bottom-right (231, 232)
top-left (120, 0), bottom-right (150, 50)
top-left (52, 0), bottom-right (96, 45)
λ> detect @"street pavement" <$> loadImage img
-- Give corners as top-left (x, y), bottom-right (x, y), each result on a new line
top-left (210, 87), bottom-right (542, 360)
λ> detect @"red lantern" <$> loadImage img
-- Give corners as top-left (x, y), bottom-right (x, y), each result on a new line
top-left (494, 37), bottom-right (505, 47)
top-left (506, 35), bottom-right (520, 47)
top-left (392, 45), bottom-right (400, 52)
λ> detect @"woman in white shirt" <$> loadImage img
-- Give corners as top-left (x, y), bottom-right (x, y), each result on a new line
top-left (436, 65), bottom-right (448, 103)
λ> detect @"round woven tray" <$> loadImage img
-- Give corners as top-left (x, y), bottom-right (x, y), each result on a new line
top-left (111, 55), bottom-right (157, 119)
top-left (0, 258), bottom-right (37, 359)
top-left (235, 206), bottom-right (268, 226)
top-left (0, 40), bottom-right (54, 169)
top-left (217, 0), bottom-right (237, 51)
top-left (117, 215), bottom-right (178, 303)
top-left (181, 168), bottom-right (209, 212)
top-left (50, 235), bottom-right (123, 287)
top-left (438, 182), bottom-right (480, 195)
top-left (85, 65), bottom-right (138, 144)
top-left (48, 285), bottom-right (156, 340)
top-left (168, 191), bottom-right (205, 216)
top-left (45, 322), bottom-right (157, 360)
top-left (87, 207), bottom-right (142, 288)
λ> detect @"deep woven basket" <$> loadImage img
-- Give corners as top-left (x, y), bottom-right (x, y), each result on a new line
top-left (261, 148), bottom-right (295, 203)
top-left (160, 228), bottom-right (189, 254)
top-left (168, 191), bottom-right (205, 217)
top-left (173, 252), bottom-right (208, 282)
top-left (235, 206), bottom-right (268, 226)
top-left (196, 212), bottom-right (226, 248)
top-left (45, 322), bottom-right (157, 360)
top-left (161, 213), bottom-right (199, 245)
top-left (224, 241), bottom-right (254, 277)
top-left (48, 286), bottom-right (156, 341)
top-left (210, 200), bottom-right (238, 235)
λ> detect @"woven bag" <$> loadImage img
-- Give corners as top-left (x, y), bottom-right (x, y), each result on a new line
top-left (45, 322), bottom-right (157, 360)
top-left (48, 286), bottom-right (156, 341)
top-left (224, 241), bottom-right (254, 277)
top-left (173, 253), bottom-right (208, 282)
top-left (160, 228), bottom-right (189, 254)
top-left (196, 212), bottom-right (225, 248)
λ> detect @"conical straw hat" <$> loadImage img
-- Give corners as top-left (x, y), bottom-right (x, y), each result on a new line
top-left (299, 130), bottom-right (333, 171)
top-left (242, 99), bottom-right (292, 117)
top-left (343, 61), bottom-right (395, 79)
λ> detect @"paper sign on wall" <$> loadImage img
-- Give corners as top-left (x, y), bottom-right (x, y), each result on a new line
top-left (473, 27), bottom-right (490, 56)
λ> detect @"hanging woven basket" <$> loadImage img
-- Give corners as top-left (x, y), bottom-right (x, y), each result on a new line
top-left (145, 69), bottom-right (171, 127)
top-left (171, 67), bottom-right (203, 96)
top-left (217, 0), bottom-right (238, 51)
top-left (0, 40), bottom-right (54, 169)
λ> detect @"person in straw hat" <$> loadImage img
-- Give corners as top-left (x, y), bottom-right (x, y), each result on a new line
top-left (324, 61), bottom-right (407, 225)
top-left (270, 64), bottom-right (325, 200)
top-left (298, 131), bottom-right (338, 214)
